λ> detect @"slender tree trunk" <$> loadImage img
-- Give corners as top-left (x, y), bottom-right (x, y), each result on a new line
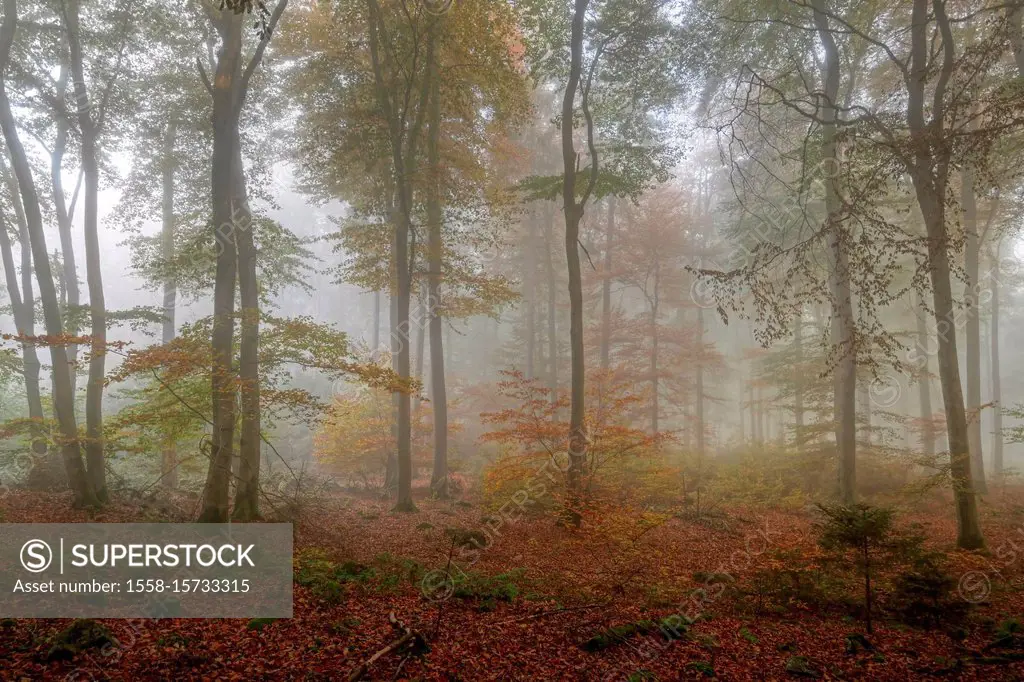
top-left (372, 289), bottom-right (381, 353)
top-left (200, 12), bottom-right (244, 523)
top-left (386, 293), bottom-right (399, 492)
top-left (961, 168), bottom-right (986, 493)
top-left (365, 0), bottom-right (429, 512)
top-left (989, 243), bottom-right (1003, 480)
top-left (793, 310), bottom-right (804, 451)
top-left (600, 197), bottom-right (614, 371)
top-left (161, 122), bottom-right (178, 490)
top-left (413, 289), bottom-right (426, 413)
top-left (0, 214), bottom-right (44, 454)
top-left (649, 262), bottom-right (659, 435)
top-left (858, 370), bottom-right (871, 446)
top-left (426, 61), bottom-right (448, 498)
top-left (0, 0), bottom-right (94, 506)
top-left (233, 144), bottom-right (261, 521)
top-left (561, 0), bottom-right (590, 510)
top-left (544, 206), bottom-right (557, 405)
top-left (525, 209), bottom-right (536, 380)
top-left (813, 0), bottom-right (856, 503)
top-left (50, 66), bottom-right (80, 397)
top-left (695, 306), bottom-right (705, 462)
top-left (915, 293), bottom-right (936, 457)
top-left (65, 0), bottom-right (107, 502)
top-left (905, 0), bottom-right (983, 549)
top-left (918, 192), bottom-right (984, 548)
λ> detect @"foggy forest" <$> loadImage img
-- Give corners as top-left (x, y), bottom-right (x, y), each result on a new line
top-left (3, 0), bottom-right (1024, 679)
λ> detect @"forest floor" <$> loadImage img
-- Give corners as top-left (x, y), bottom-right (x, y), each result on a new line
top-left (2, 488), bottom-right (1024, 681)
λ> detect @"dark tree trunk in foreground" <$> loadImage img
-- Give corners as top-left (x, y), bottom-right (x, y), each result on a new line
top-left (0, 0), bottom-right (95, 506)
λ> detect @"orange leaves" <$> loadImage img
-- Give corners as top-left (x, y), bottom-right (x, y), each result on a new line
top-left (1, 332), bottom-right (130, 353)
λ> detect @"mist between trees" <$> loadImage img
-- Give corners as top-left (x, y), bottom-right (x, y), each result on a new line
top-left (4, 0), bottom-right (1024, 679)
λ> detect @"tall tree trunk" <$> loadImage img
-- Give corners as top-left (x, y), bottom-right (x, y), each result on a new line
top-left (372, 289), bottom-right (381, 353)
top-left (413, 289), bottom-right (426, 413)
top-left (65, 0), bottom-right (107, 502)
top-left (989, 243), bottom-right (1003, 480)
top-left (50, 65), bottom-right (80, 397)
top-left (199, 0), bottom-right (285, 522)
top-left (915, 298), bottom-right (936, 458)
top-left (0, 214), bottom-right (44, 454)
top-left (649, 261), bottom-right (659, 435)
top-left (365, 0), bottom-right (430, 513)
top-left (426, 61), bottom-right (448, 498)
top-left (233, 145), bottom-right (261, 521)
top-left (600, 197), bottom-right (614, 371)
top-left (544, 205), bottom-right (557, 405)
top-left (561, 0), bottom-right (591, 509)
top-left (858, 369), bottom-right (871, 446)
top-left (793, 310), bottom-right (804, 451)
top-left (813, 0), bottom-right (856, 504)
top-left (695, 306), bottom-right (705, 464)
top-left (906, 0), bottom-right (983, 549)
top-left (961, 168), bottom-right (986, 493)
top-left (525, 209), bottom-right (536, 380)
top-left (200, 11), bottom-right (243, 523)
top-left (161, 121), bottom-right (178, 490)
top-left (0, 0), bottom-right (94, 506)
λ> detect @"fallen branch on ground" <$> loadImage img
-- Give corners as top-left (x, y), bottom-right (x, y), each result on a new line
top-left (346, 612), bottom-right (428, 682)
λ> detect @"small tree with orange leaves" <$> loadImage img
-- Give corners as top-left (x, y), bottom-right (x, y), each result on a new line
top-left (480, 369), bottom-right (672, 521)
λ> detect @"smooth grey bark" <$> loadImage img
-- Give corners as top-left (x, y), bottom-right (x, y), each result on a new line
top-left (560, 0), bottom-right (593, 507)
top-left (64, 0), bottom-right (107, 501)
top-left (695, 306), bottom-right (705, 462)
top-left (50, 64), bottom-right (80, 397)
top-left (915, 293), bottom-right (936, 458)
top-left (649, 259), bottom-right (659, 435)
top-left (233, 142), bottom-right (260, 521)
top-left (426, 58), bottom-right (448, 498)
top-left (813, 0), bottom-right (857, 504)
top-left (0, 213), bottom-right (44, 454)
top-left (200, 9), bottom-right (243, 523)
top-left (543, 205), bottom-right (557, 404)
top-left (0, 0), bottom-right (95, 506)
top-left (525, 209), bottom-right (536, 380)
top-left (793, 310), bottom-right (804, 451)
top-left (200, 0), bottom-right (286, 522)
top-left (372, 289), bottom-right (381, 352)
top-left (160, 121), bottom-right (178, 490)
top-left (365, 0), bottom-right (435, 512)
top-left (989, 242), bottom-right (1003, 479)
top-left (600, 197), bottom-right (614, 371)
top-left (413, 289), bottom-right (426, 414)
top-left (960, 168), bottom-right (986, 493)
top-left (905, 0), bottom-right (983, 549)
